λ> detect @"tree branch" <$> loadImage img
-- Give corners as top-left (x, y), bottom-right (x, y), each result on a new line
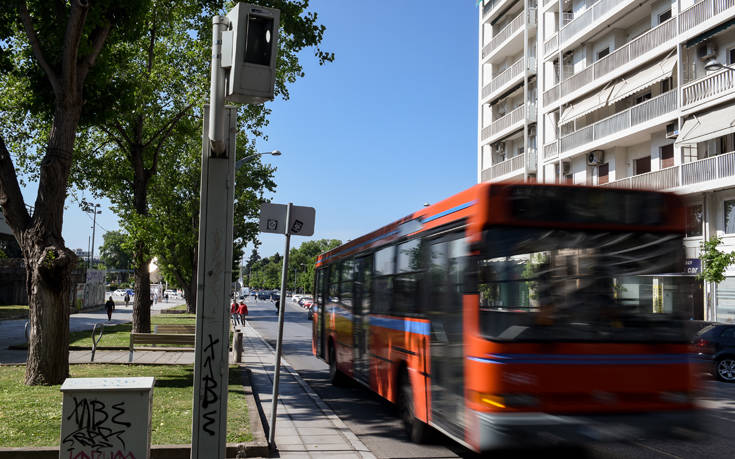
top-left (99, 125), bottom-right (133, 164)
top-left (18, 1), bottom-right (61, 96)
top-left (147, 18), bottom-right (157, 75)
top-left (61, 0), bottom-right (88, 92)
top-left (144, 103), bottom-right (194, 151)
top-left (77, 22), bottom-right (111, 84)
top-left (0, 135), bottom-right (31, 235)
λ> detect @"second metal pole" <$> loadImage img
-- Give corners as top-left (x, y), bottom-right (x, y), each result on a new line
top-left (268, 202), bottom-right (293, 447)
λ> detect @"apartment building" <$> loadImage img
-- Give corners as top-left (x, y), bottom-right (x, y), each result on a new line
top-left (478, 0), bottom-right (735, 322)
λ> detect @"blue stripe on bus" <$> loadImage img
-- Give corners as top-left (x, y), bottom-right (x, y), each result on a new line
top-left (369, 316), bottom-right (430, 336)
top-left (468, 353), bottom-right (695, 365)
top-left (421, 200), bottom-right (476, 224)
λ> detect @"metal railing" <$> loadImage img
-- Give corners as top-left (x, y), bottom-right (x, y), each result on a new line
top-left (484, 153), bottom-right (527, 180)
top-left (559, 91), bottom-right (676, 153)
top-left (482, 10), bottom-right (525, 58)
top-left (544, 33), bottom-right (558, 56)
top-left (601, 166), bottom-right (680, 190)
top-left (526, 147), bottom-right (538, 172)
top-left (481, 104), bottom-right (532, 141)
top-left (560, 0), bottom-right (628, 45)
top-left (682, 68), bottom-right (735, 108)
top-left (544, 0), bottom-right (556, 7)
top-left (482, 57), bottom-right (525, 100)
top-left (545, 18), bottom-right (675, 105)
top-left (679, 0), bottom-right (735, 33)
top-left (543, 84), bottom-right (560, 105)
top-left (543, 141), bottom-right (558, 159)
top-left (682, 150), bottom-right (735, 185)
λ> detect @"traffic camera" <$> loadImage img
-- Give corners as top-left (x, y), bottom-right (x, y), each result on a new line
top-left (223, 3), bottom-right (280, 104)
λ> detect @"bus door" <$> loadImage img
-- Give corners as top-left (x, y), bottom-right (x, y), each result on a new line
top-left (426, 235), bottom-right (467, 436)
top-left (352, 255), bottom-right (372, 383)
top-left (315, 268), bottom-right (327, 359)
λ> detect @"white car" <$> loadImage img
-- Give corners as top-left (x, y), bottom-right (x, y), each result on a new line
top-left (293, 294), bottom-right (303, 303)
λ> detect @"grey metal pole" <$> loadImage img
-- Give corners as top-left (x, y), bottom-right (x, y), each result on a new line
top-left (208, 15), bottom-right (228, 155)
top-left (268, 202), bottom-right (292, 447)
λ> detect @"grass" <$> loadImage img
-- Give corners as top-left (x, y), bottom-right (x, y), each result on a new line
top-left (0, 364), bottom-right (252, 447)
top-left (69, 314), bottom-right (197, 348)
top-left (163, 304), bottom-right (188, 311)
top-left (0, 305), bottom-right (29, 320)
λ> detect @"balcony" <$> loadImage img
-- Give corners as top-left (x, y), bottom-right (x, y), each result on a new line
top-left (601, 166), bottom-right (680, 190)
top-left (559, 0), bottom-right (637, 50)
top-left (482, 9), bottom-right (536, 61)
top-left (681, 69), bottom-right (735, 112)
top-left (679, 0), bottom-right (735, 35)
top-left (481, 104), bottom-right (537, 143)
top-left (559, 91), bottom-right (676, 154)
top-left (481, 152), bottom-right (527, 181)
top-left (543, 18), bottom-right (676, 107)
top-left (543, 140), bottom-right (558, 160)
top-left (544, 33), bottom-right (558, 57)
top-left (482, 0), bottom-right (513, 21)
top-left (481, 57), bottom-right (533, 101)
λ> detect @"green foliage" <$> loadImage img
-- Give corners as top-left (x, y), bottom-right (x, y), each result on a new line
top-left (98, 230), bottom-right (134, 270)
top-left (698, 236), bottom-right (735, 284)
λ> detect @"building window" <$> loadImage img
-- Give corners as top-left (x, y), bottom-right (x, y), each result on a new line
top-left (729, 48), bottom-right (735, 66)
top-left (635, 92), bottom-right (652, 105)
top-left (597, 47), bottom-right (610, 60)
top-left (726, 200), bottom-right (735, 233)
top-left (634, 156), bottom-right (651, 174)
top-left (661, 77), bottom-right (672, 93)
top-left (658, 9), bottom-right (671, 24)
top-left (661, 144), bottom-right (674, 168)
top-left (598, 163), bottom-right (609, 185)
top-left (686, 204), bottom-right (703, 237)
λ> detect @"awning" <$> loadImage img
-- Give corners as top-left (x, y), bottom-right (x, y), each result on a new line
top-left (607, 54), bottom-right (677, 104)
top-left (559, 85), bottom-right (614, 125)
top-left (686, 18), bottom-right (735, 48)
top-left (676, 104), bottom-right (735, 145)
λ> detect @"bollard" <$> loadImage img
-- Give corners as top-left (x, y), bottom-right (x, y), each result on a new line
top-left (235, 331), bottom-right (243, 363)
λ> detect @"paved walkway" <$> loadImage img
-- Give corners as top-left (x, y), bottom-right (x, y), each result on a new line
top-left (239, 321), bottom-right (375, 458)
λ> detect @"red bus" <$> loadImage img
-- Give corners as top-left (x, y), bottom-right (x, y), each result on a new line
top-left (311, 182), bottom-right (701, 451)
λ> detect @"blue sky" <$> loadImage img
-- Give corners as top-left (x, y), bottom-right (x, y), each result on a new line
top-left (26, 0), bottom-right (480, 261)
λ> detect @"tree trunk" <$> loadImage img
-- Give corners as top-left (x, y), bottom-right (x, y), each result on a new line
top-left (23, 106), bottom-right (81, 385)
top-left (132, 242), bottom-right (151, 333)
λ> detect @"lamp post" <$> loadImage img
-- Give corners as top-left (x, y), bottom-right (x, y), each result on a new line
top-left (235, 149), bottom-right (282, 170)
top-left (82, 202), bottom-right (102, 268)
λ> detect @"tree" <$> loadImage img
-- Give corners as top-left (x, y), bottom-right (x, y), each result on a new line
top-left (0, 1), bottom-right (148, 385)
top-left (249, 239), bottom-right (341, 292)
top-left (98, 230), bottom-right (133, 270)
top-left (698, 236), bottom-right (735, 284)
top-left (74, 0), bottom-right (332, 332)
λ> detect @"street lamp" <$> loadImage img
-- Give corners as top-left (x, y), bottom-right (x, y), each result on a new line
top-left (82, 202), bottom-right (102, 268)
top-left (704, 58), bottom-right (735, 72)
top-left (235, 149), bottom-right (282, 170)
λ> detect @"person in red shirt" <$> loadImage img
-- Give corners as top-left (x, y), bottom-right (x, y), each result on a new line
top-left (230, 300), bottom-right (239, 325)
top-left (238, 301), bottom-right (248, 321)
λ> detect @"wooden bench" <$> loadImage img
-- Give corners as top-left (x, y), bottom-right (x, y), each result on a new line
top-left (153, 324), bottom-right (196, 334)
top-left (128, 332), bottom-right (196, 362)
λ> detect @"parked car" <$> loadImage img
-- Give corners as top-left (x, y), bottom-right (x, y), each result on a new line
top-left (307, 303), bottom-right (318, 321)
top-left (292, 294), bottom-right (303, 303)
top-left (257, 291), bottom-right (270, 300)
top-left (271, 292), bottom-right (280, 302)
top-left (694, 323), bottom-right (735, 382)
top-left (298, 296), bottom-right (313, 308)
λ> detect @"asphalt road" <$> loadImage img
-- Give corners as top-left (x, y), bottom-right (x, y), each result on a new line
top-left (245, 297), bottom-right (735, 459)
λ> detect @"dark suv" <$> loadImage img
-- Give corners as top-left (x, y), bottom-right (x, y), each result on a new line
top-left (694, 324), bottom-right (735, 382)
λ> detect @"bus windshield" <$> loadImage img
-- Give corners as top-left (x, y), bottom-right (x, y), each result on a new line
top-left (478, 227), bottom-right (687, 342)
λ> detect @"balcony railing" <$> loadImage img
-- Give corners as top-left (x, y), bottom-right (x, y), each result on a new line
top-left (560, 0), bottom-right (626, 46)
top-left (482, 57), bottom-right (525, 100)
top-left (481, 104), bottom-right (535, 141)
top-left (544, 33), bottom-right (558, 56)
top-left (679, 0), bottom-right (735, 33)
top-left (482, 10), bottom-right (525, 59)
top-left (544, 18), bottom-right (675, 105)
top-left (682, 150), bottom-right (735, 185)
top-left (559, 91), bottom-right (676, 153)
top-left (543, 141), bottom-right (558, 159)
top-left (544, 0), bottom-right (556, 7)
top-left (682, 68), bottom-right (735, 108)
top-left (482, 153), bottom-right (527, 180)
top-left (601, 166), bottom-right (680, 190)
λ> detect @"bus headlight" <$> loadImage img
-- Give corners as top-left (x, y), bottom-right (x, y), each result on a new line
top-left (472, 392), bottom-right (539, 409)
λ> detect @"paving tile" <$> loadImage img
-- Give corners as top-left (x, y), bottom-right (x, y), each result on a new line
top-left (300, 435), bottom-right (350, 446)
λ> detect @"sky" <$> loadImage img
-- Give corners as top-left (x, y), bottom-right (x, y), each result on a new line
top-left (20, 0), bottom-right (480, 262)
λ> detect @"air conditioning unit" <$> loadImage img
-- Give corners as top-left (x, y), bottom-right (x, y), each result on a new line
top-left (494, 142), bottom-right (505, 153)
top-left (562, 161), bottom-right (571, 175)
top-left (666, 121), bottom-right (679, 139)
top-left (697, 42), bottom-right (718, 61)
top-left (587, 150), bottom-right (604, 166)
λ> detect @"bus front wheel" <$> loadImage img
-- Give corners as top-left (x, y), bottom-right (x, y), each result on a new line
top-left (328, 342), bottom-right (345, 386)
top-left (398, 368), bottom-right (428, 443)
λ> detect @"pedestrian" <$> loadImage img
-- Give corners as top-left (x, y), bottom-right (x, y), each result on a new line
top-left (105, 296), bottom-right (115, 321)
top-left (165, 293), bottom-right (169, 302)
top-left (124, 293), bottom-right (130, 308)
top-left (238, 300), bottom-right (248, 323)
top-left (231, 299), bottom-right (239, 325)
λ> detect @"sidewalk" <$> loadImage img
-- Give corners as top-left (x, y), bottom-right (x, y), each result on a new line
top-left (239, 321), bottom-right (375, 459)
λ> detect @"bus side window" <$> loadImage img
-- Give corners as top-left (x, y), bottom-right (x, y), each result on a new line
top-left (356, 256), bottom-right (372, 314)
top-left (329, 262), bottom-right (341, 305)
top-left (341, 258), bottom-right (355, 311)
top-left (394, 238), bottom-right (421, 315)
top-left (373, 246), bottom-right (395, 314)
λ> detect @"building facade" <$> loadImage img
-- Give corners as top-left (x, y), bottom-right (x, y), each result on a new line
top-left (478, 0), bottom-right (735, 322)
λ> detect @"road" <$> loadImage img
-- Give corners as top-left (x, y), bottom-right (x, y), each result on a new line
top-left (245, 297), bottom-right (735, 459)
